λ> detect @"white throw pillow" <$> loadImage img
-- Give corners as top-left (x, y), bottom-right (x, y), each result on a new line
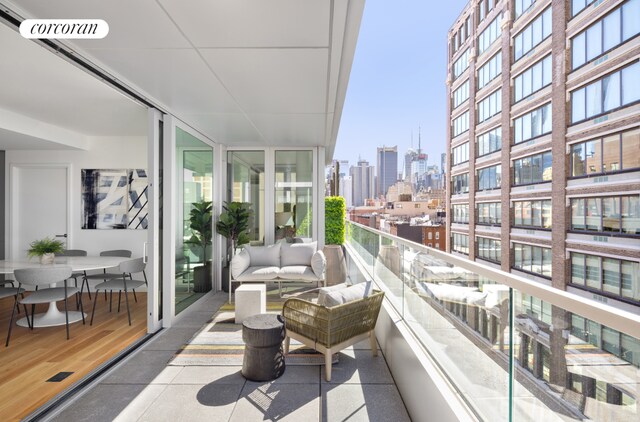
top-left (317, 282), bottom-right (349, 306)
top-left (310, 250), bottom-right (326, 279)
top-left (247, 243), bottom-right (281, 267)
top-left (281, 241), bottom-right (317, 267)
top-left (230, 249), bottom-right (251, 279)
top-left (324, 282), bottom-right (373, 307)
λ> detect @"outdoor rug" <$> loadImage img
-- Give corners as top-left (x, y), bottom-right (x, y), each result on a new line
top-left (169, 302), bottom-right (338, 367)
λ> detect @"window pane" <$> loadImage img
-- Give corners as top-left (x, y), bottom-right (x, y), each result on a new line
top-left (572, 253), bottom-right (585, 285)
top-left (542, 248), bottom-right (552, 278)
top-left (571, 143), bottom-right (586, 176)
top-left (603, 134), bottom-right (621, 173)
top-left (542, 200), bottom-right (552, 228)
top-left (622, 62), bottom-right (640, 105)
top-left (523, 201), bottom-right (532, 225)
top-left (586, 255), bottom-right (601, 289)
top-left (572, 33), bottom-right (586, 69)
top-left (515, 202), bottom-right (523, 225)
top-left (585, 139), bottom-right (601, 174)
top-left (532, 17), bottom-right (543, 46)
top-left (622, 129), bottom-right (640, 170)
top-left (586, 80), bottom-right (602, 118)
top-left (532, 62), bottom-right (542, 92)
top-left (532, 200), bottom-right (541, 227)
top-left (586, 198), bottom-right (602, 231)
top-left (542, 104), bottom-right (552, 133)
top-left (603, 9), bottom-right (621, 51)
top-left (523, 112), bottom-right (532, 141)
top-left (228, 151), bottom-right (265, 245)
top-left (602, 72), bottom-right (621, 112)
top-left (572, 88), bottom-right (586, 122)
top-left (542, 152), bottom-right (552, 181)
top-left (623, 0), bottom-right (640, 40)
top-left (275, 151), bottom-right (313, 241)
top-left (602, 197), bottom-right (620, 232)
top-left (603, 258), bottom-right (621, 294)
top-left (572, 199), bottom-right (586, 230)
top-left (621, 260), bottom-right (640, 300)
top-left (602, 327), bottom-right (620, 355)
top-left (622, 195), bottom-right (640, 235)
top-left (586, 23), bottom-right (602, 61)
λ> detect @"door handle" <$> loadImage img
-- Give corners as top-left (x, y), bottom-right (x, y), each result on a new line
top-left (55, 234), bottom-right (68, 238)
top-left (143, 242), bottom-right (148, 264)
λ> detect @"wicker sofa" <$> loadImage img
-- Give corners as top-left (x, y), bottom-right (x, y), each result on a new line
top-left (229, 242), bottom-right (326, 303)
top-left (282, 286), bottom-right (384, 381)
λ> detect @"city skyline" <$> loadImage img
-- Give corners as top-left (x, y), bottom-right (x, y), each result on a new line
top-left (334, 0), bottom-right (468, 167)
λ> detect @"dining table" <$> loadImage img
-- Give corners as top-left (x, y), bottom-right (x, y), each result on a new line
top-left (0, 256), bottom-right (129, 328)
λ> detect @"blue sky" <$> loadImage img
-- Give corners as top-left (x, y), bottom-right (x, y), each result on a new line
top-left (334, 0), bottom-right (469, 170)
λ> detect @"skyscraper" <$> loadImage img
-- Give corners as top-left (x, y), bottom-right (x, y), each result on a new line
top-left (404, 148), bottom-right (418, 181)
top-left (447, 0), bottom-right (640, 382)
top-left (377, 146), bottom-right (398, 198)
top-left (350, 159), bottom-right (375, 207)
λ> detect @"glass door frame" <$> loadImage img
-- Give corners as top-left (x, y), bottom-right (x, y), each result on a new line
top-left (162, 115), bottom-right (219, 327)
top-left (225, 146), bottom-right (324, 248)
top-left (147, 108), bottom-right (163, 333)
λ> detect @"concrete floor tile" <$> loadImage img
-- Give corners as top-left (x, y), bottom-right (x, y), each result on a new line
top-left (172, 311), bottom-right (216, 328)
top-left (322, 384), bottom-right (410, 422)
top-left (170, 366), bottom-right (246, 385)
top-left (229, 383), bottom-right (319, 422)
top-left (321, 349), bottom-right (393, 385)
top-left (138, 383), bottom-right (242, 422)
top-left (112, 385), bottom-right (168, 422)
top-left (244, 365), bottom-right (320, 385)
top-left (144, 327), bottom-right (201, 351)
top-left (149, 366), bottom-right (183, 384)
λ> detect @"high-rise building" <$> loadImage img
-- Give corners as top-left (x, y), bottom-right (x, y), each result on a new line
top-left (351, 159), bottom-right (375, 207)
top-left (441, 152), bottom-right (446, 174)
top-left (339, 174), bottom-right (353, 208)
top-left (377, 146), bottom-right (398, 198)
top-left (447, 0), bottom-right (640, 383)
top-left (404, 148), bottom-right (418, 181)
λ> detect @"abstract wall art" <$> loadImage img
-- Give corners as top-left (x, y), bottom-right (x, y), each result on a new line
top-left (81, 169), bottom-right (148, 229)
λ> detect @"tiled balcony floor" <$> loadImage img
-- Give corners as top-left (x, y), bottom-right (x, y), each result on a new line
top-left (47, 292), bottom-right (411, 422)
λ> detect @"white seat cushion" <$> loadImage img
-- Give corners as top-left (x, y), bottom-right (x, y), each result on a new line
top-left (94, 279), bottom-right (146, 291)
top-left (278, 266), bottom-right (320, 282)
top-left (324, 282), bottom-right (373, 307)
top-left (235, 266), bottom-right (280, 281)
top-left (21, 287), bottom-right (80, 304)
top-left (281, 241), bottom-right (317, 266)
top-left (246, 244), bottom-right (281, 267)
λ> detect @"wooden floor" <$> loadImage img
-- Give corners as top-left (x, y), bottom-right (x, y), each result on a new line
top-left (0, 291), bottom-right (147, 421)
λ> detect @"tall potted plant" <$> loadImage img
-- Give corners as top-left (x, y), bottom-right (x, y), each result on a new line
top-left (324, 196), bottom-right (347, 285)
top-left (216, 201), bottom-right (252, 292)
top-left (185, 200), bottom-right (213, 292)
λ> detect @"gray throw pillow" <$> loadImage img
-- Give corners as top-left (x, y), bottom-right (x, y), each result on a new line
top-left (247, 243), bottom-right (281, 267)
top-left (317, 282), bottom-right (349, 306)
top-left (324, 282), bottom-right (373, 307)
top-left (281, 241), bottom-right (317, 266)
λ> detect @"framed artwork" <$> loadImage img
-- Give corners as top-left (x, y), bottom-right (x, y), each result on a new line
top-left (81, 169), bottom-right (148, 229)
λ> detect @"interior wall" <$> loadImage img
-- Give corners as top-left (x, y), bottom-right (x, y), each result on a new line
top-left (5, 136), bottom-right (148, 257)
top-left (0, 151), bottom-right (4, 263)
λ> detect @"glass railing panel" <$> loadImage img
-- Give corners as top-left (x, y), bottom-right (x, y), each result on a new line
top-left (512, 289), bottom-right (640, 421)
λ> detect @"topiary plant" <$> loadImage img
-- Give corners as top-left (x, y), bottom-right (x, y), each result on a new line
top-left (325, 196), bottom-right (346, 245)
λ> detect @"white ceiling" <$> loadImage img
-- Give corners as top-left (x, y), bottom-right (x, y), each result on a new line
top-left (1, 0), bottom-right (364, 161)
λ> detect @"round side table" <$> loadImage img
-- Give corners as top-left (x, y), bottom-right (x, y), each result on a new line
top-left (241, 313), bottom-right (286, 381)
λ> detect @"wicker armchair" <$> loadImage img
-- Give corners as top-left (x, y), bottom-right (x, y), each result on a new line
top-left (282, 290), bottom-right (385, 381)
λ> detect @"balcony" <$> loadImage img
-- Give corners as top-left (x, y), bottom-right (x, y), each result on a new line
top-left (35, 221), bottom-right (639, 421)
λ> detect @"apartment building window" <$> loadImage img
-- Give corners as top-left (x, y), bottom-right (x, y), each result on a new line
top-left (572, 0), bottom-right (599, 17)
top-left (452, 111), bottom-right (469, 137)
top-left (436, 232), bottom-right (440, 240)
top-left (572, 0), bottom-right (640, 70)
top-left (570, 195), bottom-right (640, 235)
top-left (514, 102), bottom-right (552, 144)
top-left (428, 232), bottom-right (433, 240)
top-left (520, 294), bottom-right (552, 324)
top-left (513, 151), bottom-right (552, 186)
top-left (477, 237), bottom-right (501, 263)
top-left (570, 127), bottom-right (640, 177)
top-left (515, 0), bottom-right (536, 18)
top-left (453, 204), bottom-right (470, 223)
top-left (477, 164), bottom-right (501, 191)
top-left (453, 79), bottom-right (470, 109)
top-left (514, 199), bottom-right (552, 229)
top-left (452, 16), bottom-right (472, 54)
top-left (571, 61), bottom-right (640, 123)
top-left (572, 315), bottom-right (640, 366)
top-left (452, 173), bottom-right (469, 194)
top-left (514, 55), bottom-right (552, 102)
top-left (479, 0), bottom-right (497, 24)
top-left (452, 142), bottom-right (469, 165)
top-left (478, 88), bottom-right (502, 123)
top-left (452, 233), bottom-right (469, 254)
top-left (513, 242), bottom-right (552, 277)
top-left (478, 15), bottom-right (502, 54)
top-left (477, 126), bottom-right (502, 156)
top-left (571, 252), bottom-right (640, 301)
top-left (478, 51), bottom-right (502, 90)
top-left (514, 7), bottom-right (552, 61)
top-left (477, 202), bottom-right (501, 225)
top-left (454, 49), bottom-right (470, 80)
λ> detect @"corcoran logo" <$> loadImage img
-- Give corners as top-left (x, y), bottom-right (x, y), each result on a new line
top-left (19, 19), bottom-right (109, 39)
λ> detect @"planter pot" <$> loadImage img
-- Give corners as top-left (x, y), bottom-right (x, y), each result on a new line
top-left (323, 245), bottom-right (347, 286)
top-left (193, 261), bottom-right (212, 293)
top-left (40, 253), bottom-right (55, 265)
top-left (221, 266), bottom-right (229, 293)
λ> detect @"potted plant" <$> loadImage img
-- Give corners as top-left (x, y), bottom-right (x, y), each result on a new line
top-left (216, 201), bottom-right (252, 292)
top-left (185, 200), bottom-right (213, 292)
top-left (324, 196), bottom-right (347, 285)
top-left (28, 237), bottom-right (64, 264)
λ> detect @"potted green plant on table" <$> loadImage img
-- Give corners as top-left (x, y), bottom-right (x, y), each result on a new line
top-left (28, 237), bottom-right (65, 264)
top-left (324, 196), bottom-right (347, 285)
top-left (185, 200), bottom-right (213, 293)
top-left (216, 201), bottom-right (252, 292)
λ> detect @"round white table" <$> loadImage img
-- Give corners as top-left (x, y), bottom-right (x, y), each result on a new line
top-left (0, 256), bottom-right (128, 328)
